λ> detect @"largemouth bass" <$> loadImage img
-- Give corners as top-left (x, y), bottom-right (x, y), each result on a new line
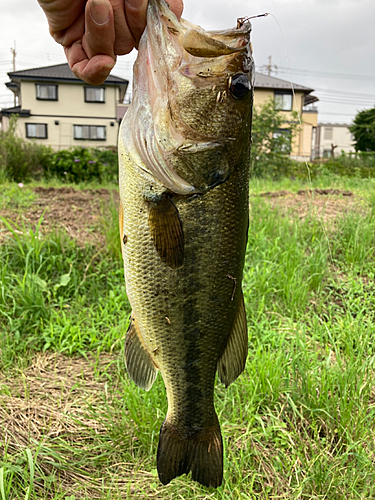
top-left (118, 0), bottom-right (253, 488)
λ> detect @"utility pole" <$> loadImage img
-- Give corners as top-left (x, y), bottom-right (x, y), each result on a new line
top-left (264, 55), bottom-right (278, 77)
top-left (10, 41), bottom-right (17, 106)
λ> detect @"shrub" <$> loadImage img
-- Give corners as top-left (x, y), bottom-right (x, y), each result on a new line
top-left (310, 152), bottom-right (375, 179)
top-left (0, 115), bottom-right (52, 182)
top-left (93, 147), bottom-right (118, 182)
top-left (45, 146), bottom-right (117, 184)
top-left (250, 99), bottom-right (300, 178)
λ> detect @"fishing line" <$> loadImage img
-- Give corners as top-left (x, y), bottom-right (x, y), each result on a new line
top-left (251, 12), bottom-right (334, 262)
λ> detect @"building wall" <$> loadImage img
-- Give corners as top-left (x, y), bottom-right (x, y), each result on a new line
top-left (315, 124), bottom-right (354, 158)
top-left (21, 81), bottom-right (118, 118)
top-left (16, 80), bottom-right (120, 149)
top-left (1, 115), bottom-right (10, 132)
top-left (16, 115), bottom-right (119, 150)
top-left (253, 89), bottom-right (315, 161)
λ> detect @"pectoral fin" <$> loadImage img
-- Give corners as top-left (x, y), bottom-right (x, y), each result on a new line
top-left (124, 314), bottom-right (158, 391)
top-left (148, 195), bottom-right (184, 269)
top-left (218, 290), bottom-right (248, 387)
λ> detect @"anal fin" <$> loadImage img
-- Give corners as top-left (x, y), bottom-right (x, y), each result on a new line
top-left (148, 194), bottom-right (184, 269)
top-left (124, 314), bottom-right (158, 391)
top-left (218, 290), bottom-right (248, 387)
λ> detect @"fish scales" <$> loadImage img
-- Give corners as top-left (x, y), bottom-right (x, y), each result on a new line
top-left (119, 0), bottom-right (254, 488)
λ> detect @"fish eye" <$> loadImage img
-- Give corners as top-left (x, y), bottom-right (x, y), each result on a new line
top-left (229, 73), bottom-right (251, 100)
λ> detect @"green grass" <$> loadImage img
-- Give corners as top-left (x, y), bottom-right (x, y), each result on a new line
top-left (249, 172), bottom-right (375, 197)
top-left (1, 177), bottom-right (375, 498)
top-left (0, 184), bottom-right (37, 210)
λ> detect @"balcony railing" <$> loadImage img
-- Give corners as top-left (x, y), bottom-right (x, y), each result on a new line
top-left (303, 105), bottom-right (318, 113)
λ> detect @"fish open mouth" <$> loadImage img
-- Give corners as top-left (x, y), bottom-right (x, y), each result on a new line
top-left (123, 0), bottom-right (253, 194)
top-left (147, 0), bottom-right (252, 70)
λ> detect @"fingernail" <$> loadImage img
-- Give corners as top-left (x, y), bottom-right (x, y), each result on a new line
top-left (125, 0), bottom-right (145, 9)
top-left (90, 0), bottom-right (110, 25)
top-left (102, 61), bottom-right (116, 75)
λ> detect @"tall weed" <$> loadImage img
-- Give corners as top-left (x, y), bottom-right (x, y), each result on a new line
top-left (0, 116), bottom-right (52, 182)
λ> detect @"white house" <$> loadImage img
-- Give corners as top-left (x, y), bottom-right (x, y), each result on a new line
top-left (1, 63), bottom-right (128, 150)
top-left (313, 123), bottom-right (355, 159)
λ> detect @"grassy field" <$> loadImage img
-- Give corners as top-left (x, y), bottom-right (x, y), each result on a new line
top-left (1, 175), bottom-right (375, 499)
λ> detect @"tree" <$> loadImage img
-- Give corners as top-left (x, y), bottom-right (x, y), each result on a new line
top-left (250, 99), bottom-right (300, 177)
top-left (349, 106), bottom-right (375, 152)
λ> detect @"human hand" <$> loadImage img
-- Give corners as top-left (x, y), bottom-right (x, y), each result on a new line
top-left (37, 0), bottom-right (184, 85)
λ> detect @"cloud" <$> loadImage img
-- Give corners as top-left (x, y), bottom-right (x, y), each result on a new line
top-left (1, 0), bottom-right (374, 122)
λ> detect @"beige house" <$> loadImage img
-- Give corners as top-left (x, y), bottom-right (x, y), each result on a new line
top-left (313, 123), bottom-right (354, 159)
top-left (1, 64), bottom-right (128, 150)
top-left (254, 73), bottom-right (318, 161)
top-left (1, 63), bottom-right (318, 160)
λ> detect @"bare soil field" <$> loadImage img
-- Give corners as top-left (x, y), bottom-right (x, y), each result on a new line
top-left (257, 187), bottom-right (360, 224)
top-left (0, 186), bottom-right (361, 245)
top-left (0, 186), bottom-right (119, 246)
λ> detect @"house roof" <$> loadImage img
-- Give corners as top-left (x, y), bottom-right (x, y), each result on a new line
top-left (7, 63), bottom-right (128, 85)
top-left (254, 72), bottom-right (318, 105)
top-left (318, 123), bottom-right (351, 128)
top-left (0, 105), bottom-right (30, 117)
top-left (254, 72), bottom-right (314, 93)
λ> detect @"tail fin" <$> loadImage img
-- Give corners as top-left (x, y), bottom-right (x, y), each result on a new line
top-left (157, 417), bottom-right (223, 488)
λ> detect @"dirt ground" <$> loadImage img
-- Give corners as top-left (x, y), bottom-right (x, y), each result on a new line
top-left (0, 352), bottom-right (141, 498)
top-left (1, 186), bottom-right (119, 246)
top-left (0, 186), bottom-right (361, 247)
top-left (256, 187), bottom-right (360, 224)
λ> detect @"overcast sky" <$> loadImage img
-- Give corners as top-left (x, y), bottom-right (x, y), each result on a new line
top-left (1, 0), bottom-right (375, 124)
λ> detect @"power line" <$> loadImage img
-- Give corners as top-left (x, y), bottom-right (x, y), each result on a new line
top-left (314, 87), bottom-right (375, 99)
top-left (318, 112), bottom-right (356, 116)
top-left (318, 96), bottom-right (374, 103)
top-left (317, 97), bottom-right (374, 106)
top-left (277, 66), bottom-right (375, 82)
top-left (256, 64), bottom-right (375, 82)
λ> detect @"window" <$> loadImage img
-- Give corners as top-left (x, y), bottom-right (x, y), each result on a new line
top-left (273, 128), bottom-right (291, 153)
top-left (84, 87), bottom-right (105, 102)
top-left (74, 125), bottom-right (106, 140)
top-left (324, 127), bottom-right (333, 140)
top-left (274, 91), bottom-right (292, 111)
top-left (25, 123), bottom-right (48, 139)
top-left (36, 84), bottom-right (58, 100)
